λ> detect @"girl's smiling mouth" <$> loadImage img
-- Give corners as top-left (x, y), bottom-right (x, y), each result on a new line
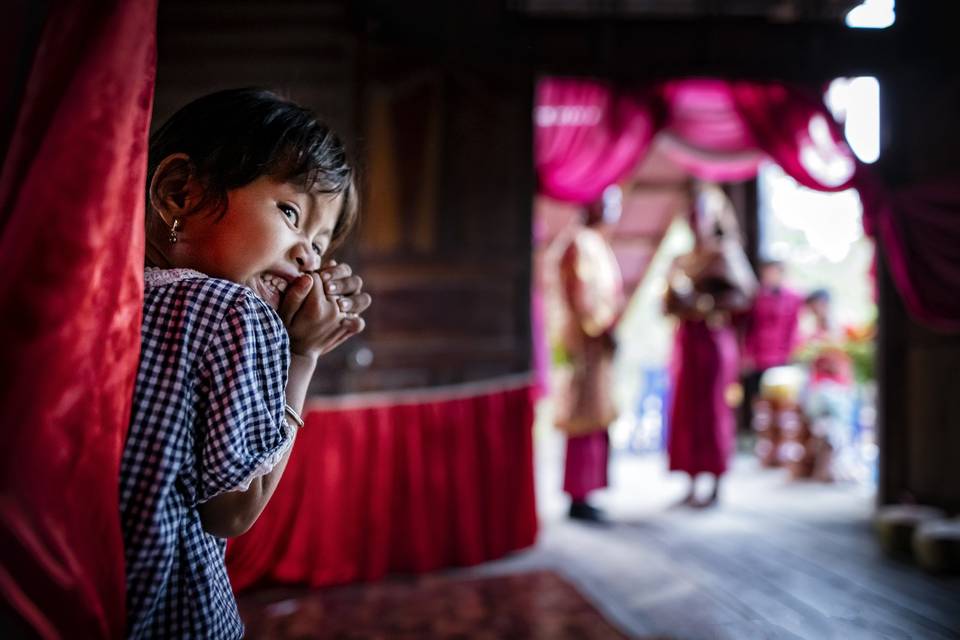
top-left (256, 273), bottom-right (290, 309)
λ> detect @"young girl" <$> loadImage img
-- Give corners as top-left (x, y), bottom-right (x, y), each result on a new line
top-left (120, 88), bottom-right (371, 639)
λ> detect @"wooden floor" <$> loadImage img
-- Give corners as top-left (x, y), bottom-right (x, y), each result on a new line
top-left (454, 435), bottom-right (960, 640)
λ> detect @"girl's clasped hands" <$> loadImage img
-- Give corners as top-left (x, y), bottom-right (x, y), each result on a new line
top-left (280, 259), bottom-right (372, 359)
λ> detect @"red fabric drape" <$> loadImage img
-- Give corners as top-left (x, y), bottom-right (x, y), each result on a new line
top-left (535, 77), bottom-right (960, 331)
top-left (226, 379), bottom-right (538, 591)
top-left (0, 2), bottom-right (157, 637)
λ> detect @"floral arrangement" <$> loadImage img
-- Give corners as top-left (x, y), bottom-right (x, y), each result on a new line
top-left (792, 320), bottom-right (876, 384)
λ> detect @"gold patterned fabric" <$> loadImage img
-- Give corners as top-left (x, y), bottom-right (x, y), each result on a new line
top-left (554, 227), bottom-right (623, 435)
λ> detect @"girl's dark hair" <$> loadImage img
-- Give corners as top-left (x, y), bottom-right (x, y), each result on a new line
top-left (147, 87), bottom-right (357, 254)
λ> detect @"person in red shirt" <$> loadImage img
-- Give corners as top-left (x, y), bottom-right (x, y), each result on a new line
top-left (739, 260), bottom-right (804, 432)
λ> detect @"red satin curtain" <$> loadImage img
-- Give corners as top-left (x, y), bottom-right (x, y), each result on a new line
top-left (226, 380), bottom-right (538, 591)
top-left (535, 76), bottom-right (960, 331)
top-left (0, 2), bottom-right (157, 638)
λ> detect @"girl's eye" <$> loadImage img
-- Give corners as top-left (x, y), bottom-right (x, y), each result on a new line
top-left (279, 204), bottom-right (300, 226)
top-left (312, 243), bottom-right (324, 256)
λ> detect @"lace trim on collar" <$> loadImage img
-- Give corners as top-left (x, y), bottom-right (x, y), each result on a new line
top-left (144, 266), bottom-right (208, 290)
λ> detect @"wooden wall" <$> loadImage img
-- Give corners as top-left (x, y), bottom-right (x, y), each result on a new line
top-left (155, 0), bottom-right (535, 395)
top-left (350, 57), bottom-right (534, 393)
top-left (875, 5), bottom-right (960, 511)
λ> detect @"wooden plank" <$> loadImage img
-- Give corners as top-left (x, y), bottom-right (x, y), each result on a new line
top-left (459, 452), bottom-right (960, 639)
top-left (726, 505), bottom-right (960, 628)
top-left (539, 523), bottom-right (757, 639)
top-left (634, 509), bottom-right (960, 639)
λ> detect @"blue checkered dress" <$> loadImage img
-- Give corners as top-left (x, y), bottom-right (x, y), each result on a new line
top-left (120, 268), bottom-right (292, 639)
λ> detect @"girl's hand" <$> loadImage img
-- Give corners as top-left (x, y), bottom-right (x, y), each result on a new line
top-left (278, 273), bottom-right (341, 359)
top-left (278, 261), bottom-right (371, 359)
top-left (319, 261), bottom-right (371, 353)
top-left (319, 260), bottom-right (371, 320)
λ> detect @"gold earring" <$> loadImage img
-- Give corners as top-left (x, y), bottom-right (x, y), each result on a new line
top-left (168, 218), bottom-right (181, 244)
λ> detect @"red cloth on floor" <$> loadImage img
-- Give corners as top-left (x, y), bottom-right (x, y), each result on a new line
top-left (668, 320), bottom-right (739, 476)
top-left (0, 2), bottom-right (157, 637)
top-left (226, 381), bottom-right (538, 591)
top-left (563, 432), bottom-right (609, 500)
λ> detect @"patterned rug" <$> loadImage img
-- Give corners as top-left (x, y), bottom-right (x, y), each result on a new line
top-left (238, 570), bottom-right (631, 639)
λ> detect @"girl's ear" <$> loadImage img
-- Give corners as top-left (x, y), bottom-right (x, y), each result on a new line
top-left (149, 153), bottom-right (202, 224)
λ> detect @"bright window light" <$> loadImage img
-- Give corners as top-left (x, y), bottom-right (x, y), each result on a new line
top-left (845, 0), bottom-right (895, 29)
top-left (760, 162), bottom-right (863, 264)
top-left (826, 77), bottom-right (881, 164)
top-left (799, 114), bottom-right (857, 186)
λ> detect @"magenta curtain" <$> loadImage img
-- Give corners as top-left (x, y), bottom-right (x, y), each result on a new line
top-left (0, 1), bottom-right (157, 638)
top-left (659, 79), bottom-right (764, 182)
top-left (864, 175), bottom-right (960, 331)
top-left (226, 379), bottom-right (538, 591)
top-left (535, 76), bottom-right (960, 331)
top-left (729, 81), bottom-right (857, 191)
top-left (535, 81), bottom-right (659, 203)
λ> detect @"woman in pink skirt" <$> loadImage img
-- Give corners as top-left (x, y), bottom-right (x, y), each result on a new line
top-left (665, 183), bottom-right (757, 507)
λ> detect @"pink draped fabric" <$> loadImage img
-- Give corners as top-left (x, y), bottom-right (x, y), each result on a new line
top-left (535, 77), bottom-right (960, 330)
top-left (535, 81), bottom-right (658, 203)
top-left (865, 175), bottom-right (960, 331)
top-left (659, 79), bottom-right (764, 181)
top-left (0, 1), bottom-right (157, 637)
top-left (536, 78), bottom-right (858, 193)
top-left (730, 81), bottom-right (857, 191)
top-left (226, 380), bottom-right (538, 591)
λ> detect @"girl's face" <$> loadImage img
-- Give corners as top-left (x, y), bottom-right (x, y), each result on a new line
top-left (170, 175), bottom-right (342, 310)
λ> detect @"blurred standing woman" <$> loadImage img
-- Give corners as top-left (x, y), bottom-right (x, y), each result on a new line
top-left (665, 183), bottom-right (757, 507)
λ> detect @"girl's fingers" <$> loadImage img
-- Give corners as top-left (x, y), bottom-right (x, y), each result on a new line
top-left (352, 292), bottom-right (372, 315)
top-left (286, 269), bottom-right (368, 355)
top-left (320, 325), bottom-right (351, 355)
top-left (337, 292), bottom-right (371, 315)
top-left (325, 274), bottom-right (362, 296)
top-left (310, 272), bottom-right (341, 321)
top-left (341, 314), bottom-right (366, 336)
top-left (319, 262), bottom-right (352, 284)
top-left (279, 275), bottom-right (314, 325)
top-left (318, 316), bottom-right (366, 355)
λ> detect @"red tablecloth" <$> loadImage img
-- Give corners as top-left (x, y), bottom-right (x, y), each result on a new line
top-left (226, 377), bottom-right (538, 591)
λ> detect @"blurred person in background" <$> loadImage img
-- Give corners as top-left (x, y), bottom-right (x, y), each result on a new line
top-left (738, 259), bottom-right (804, 433)
top-left (797, 288), bottom-right (857, 480)
top-left (554, 185), bottom-right (625, 523)
top-left (665, 183), bottom-right (757, 507)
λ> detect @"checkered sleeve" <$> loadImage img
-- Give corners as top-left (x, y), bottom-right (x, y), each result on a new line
top-left (194, 291), bottom-right (292, 503)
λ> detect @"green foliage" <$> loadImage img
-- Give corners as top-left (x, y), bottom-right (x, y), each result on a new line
top-left (844, 338), bottom-right (875, 383)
